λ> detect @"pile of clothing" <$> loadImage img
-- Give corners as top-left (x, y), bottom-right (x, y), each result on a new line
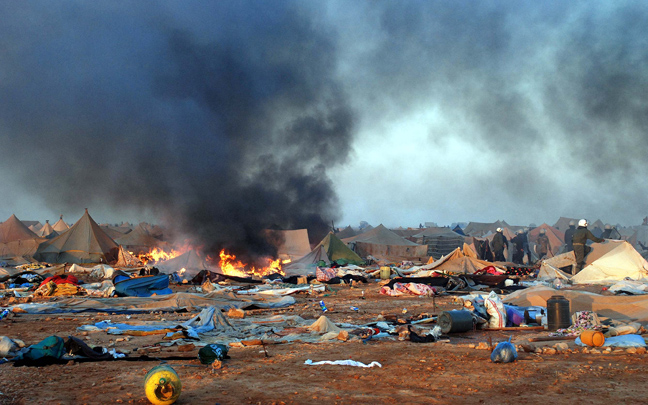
top-left (34, 274), bottom-right (83, 297)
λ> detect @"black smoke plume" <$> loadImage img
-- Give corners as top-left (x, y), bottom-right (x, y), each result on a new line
top-left (0, 1), bottom-right (353, 263)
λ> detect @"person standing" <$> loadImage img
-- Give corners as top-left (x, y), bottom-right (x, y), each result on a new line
top-left (572, 219), bottom-right (604, 274)
top-left (601, 224), bottom-right (621, 239)
top-left (511, 229), bottom-right (526, 264)
top-left (564, 220), bottom-right (577, 252)
top-left (535, 228), bottom-right (552, 261)
top-left (491, 228), bottom-right (508, 262)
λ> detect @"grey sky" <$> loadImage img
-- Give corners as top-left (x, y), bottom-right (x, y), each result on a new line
top-left (0, 1), bottom-right (647, 237)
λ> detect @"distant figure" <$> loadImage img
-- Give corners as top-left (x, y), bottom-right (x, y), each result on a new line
top-left (572, 219), bottom-right (605, 274)
top-left (511, 229), bottom-right (526, 264)
top-left (601, 224), bottom-right (621, 239)
top-left (564, 220), bottom-right (577, 252)
top-left (522, 227), bottom-right (532, 264)
top-left (478, 239), bottom-right (494, 262)
top-left (491, 228), bottom-right (508, 262)
top-left (644, 217), bottom-right (648, 226)
top-left (535, 228), bottom-right (552, 261)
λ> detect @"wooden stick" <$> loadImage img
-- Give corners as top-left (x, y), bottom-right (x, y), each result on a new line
top-left (482, 326), bottom-right (546, 331)
top-left (528, 336), bottom-right (575, 342)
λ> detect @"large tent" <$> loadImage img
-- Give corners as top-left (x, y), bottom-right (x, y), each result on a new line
top-left (571, 241), bottom-right (648, 284)
top-left (155, 250), bottom-right (219, 280)
top-left (264, 229), bottom-right (311, 261)
top-left (0, 214), bottom-right (39, 243)
top-left (343, 224), bottom-right (427, 260)
top-left (413, 247), bottom-right (504, 275)
top-left (528, 223), bottom-right (564, 258)
top-left (537, 240), bottom-right (648, 284)
top-left (35, 209), bottom-right (118, 264)
top-left (100, 225), bottom-right (132, 240)
top-left (553, 217), bottom-right (578, 233)
top-left (283, 232), bottom-right (363, 276)
top-left (412, 227), bottom-right (464, 259)
top-left (335, 226), bottom-right (357, 239)
top-left (52, 215), bottom-right (70, 233)
top-left (113, 224), bottom-right (163, 254)
top-left (463, 220), bottom-right (515, 237)
top-left (39, 220), bottom-right (58, 239)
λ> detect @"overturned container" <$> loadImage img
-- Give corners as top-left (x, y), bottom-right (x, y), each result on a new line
top-left (546, 295), bottom-right (571, 331)
top-left (437, 310), bottom-right (474, 334)
top-left (380, 266), bottom-right (391, 280)
top-left (580, 330), bottom-right (605, 347)
top-left (144, 364), bottom-right (182, 405)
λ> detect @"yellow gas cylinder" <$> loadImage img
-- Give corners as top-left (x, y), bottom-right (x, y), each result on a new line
top-left (144, 365), bottom-right (182, 405)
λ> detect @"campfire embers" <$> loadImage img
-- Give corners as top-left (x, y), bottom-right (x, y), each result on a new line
top-left (218, 249), bottom-right (284, 278)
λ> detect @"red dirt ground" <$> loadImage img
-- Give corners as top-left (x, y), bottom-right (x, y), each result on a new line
top-left (1, 283), bottom-right (647, 404)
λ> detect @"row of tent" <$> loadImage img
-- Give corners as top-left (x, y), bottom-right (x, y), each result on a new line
top-left (0, 210), bottom-right (165, 266)
top-left (4, 210), bottom-right (648, 282)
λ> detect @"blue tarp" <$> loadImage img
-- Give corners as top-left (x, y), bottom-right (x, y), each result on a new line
top-left (114, 275), bottom-right (172, 297)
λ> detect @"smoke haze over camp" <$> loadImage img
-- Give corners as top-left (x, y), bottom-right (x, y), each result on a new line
top-left (1, 1), bottom-right (647, 245)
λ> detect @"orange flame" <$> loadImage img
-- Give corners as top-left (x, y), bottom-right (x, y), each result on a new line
top-left (137, 247), bottom-right (182, 265)
top-left (218, 249), bottom-right (284, 277)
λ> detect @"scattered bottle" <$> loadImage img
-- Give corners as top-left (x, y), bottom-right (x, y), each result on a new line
top-left (319, 301), bottom-right (328, 312)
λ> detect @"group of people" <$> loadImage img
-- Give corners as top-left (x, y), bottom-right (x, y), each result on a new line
top-left (489, 219), bottom-right (606, 273)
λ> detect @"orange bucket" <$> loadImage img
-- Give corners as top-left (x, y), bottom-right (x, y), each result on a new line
top-left (580, 330), bottom-right (605, 347)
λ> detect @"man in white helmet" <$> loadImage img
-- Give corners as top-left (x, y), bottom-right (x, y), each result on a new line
top-left (601, 224), bottom-right (621, 239)
top-left (491, 228), bottom-right (508, 262)
top-left (572, 219), bottom-right (604, 274)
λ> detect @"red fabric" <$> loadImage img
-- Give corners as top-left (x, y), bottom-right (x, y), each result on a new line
top-left (39, 274), bottom-right (80, 288)
top-left (316, 267), bottom-right (336, 282)
top-left (474, 266), bottom-right (504, 275)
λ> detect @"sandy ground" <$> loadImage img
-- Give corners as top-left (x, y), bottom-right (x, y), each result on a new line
top-left (1, 282), bottom-right (648, 405)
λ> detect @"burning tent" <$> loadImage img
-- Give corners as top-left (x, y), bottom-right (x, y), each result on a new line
top-left (155, 250), bottom-right (219, 281)
top-left (35, 209), bottom-right (118, 264)
top-left (114, 245), bottom-right (142, 267)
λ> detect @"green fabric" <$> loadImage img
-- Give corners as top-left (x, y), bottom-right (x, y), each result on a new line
top-left (198, 344), bottom-right (229, 364)
top-left (319, 232), bottom-right (364, 265)
top-left (17, 335), bottom-right (65, 361)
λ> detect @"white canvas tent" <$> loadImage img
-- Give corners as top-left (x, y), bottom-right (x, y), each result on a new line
top-left (538, 240), bottom-right (648, 284)
top-left (571, 241), bottom-right (648, 284)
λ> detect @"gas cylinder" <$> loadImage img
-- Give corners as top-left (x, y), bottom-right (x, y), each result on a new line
top-left (437, 310), bottom-right (474, 334)
top-left (546, 295), bottom-right (571, 330)
top-left (144, 365), bottom-right (182, 405)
